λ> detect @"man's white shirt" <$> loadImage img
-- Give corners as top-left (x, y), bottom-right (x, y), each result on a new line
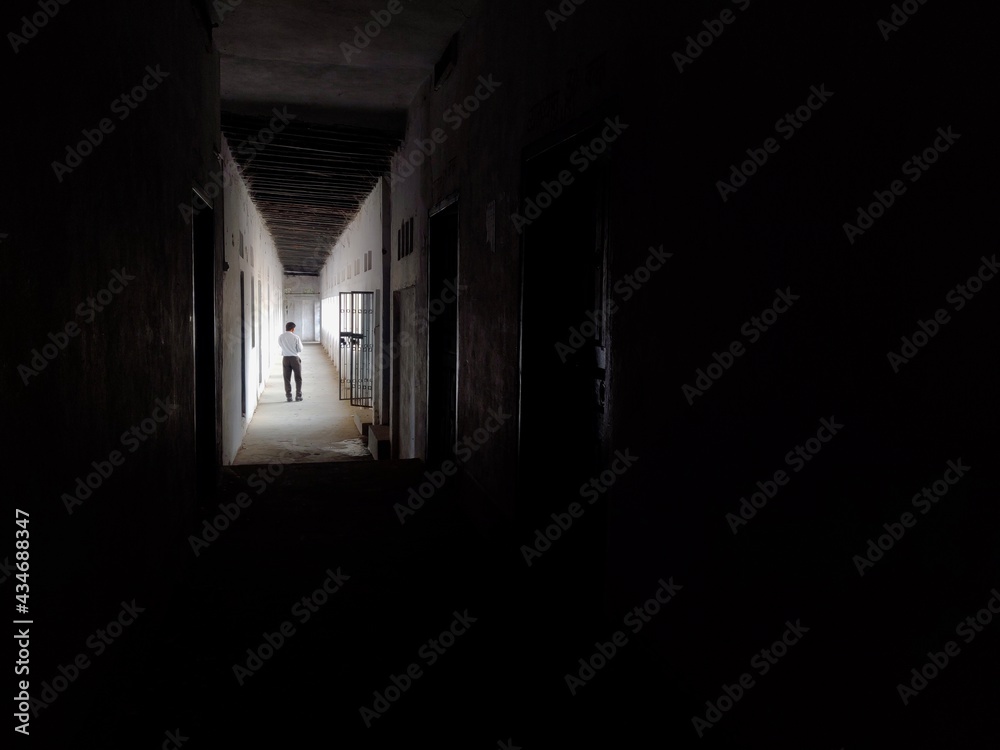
top-left (278, 332), bottom-right (303, 357)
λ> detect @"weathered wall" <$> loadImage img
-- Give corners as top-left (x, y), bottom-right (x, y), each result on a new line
top-left (220, 137), bottom-right (285, 465)
top-left (388, 78), bottom-right (430, 461)
top-left (2, 0), bottom-right (221, 670)
top-left (387, 0), bottom-right (631, 494)
top-left (319, 180), bottom-right (386, 418)
top-left (385, 0), bottom-right (998, 655)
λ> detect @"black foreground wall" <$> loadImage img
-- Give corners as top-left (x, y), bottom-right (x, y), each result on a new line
top-left (588, 2), bottom-right (998, 745)
top-left (393, 0), bottom-right (999, 745)
top-left (604, 1), bottom-right (998, 744)
top-left (0, 0), bottom-right (996, 747)
top-left (2, 0), bottom-right (220, 697)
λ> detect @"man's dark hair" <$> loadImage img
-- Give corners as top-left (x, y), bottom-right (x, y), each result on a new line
top-left (285, 322), bottom-right (296, 331)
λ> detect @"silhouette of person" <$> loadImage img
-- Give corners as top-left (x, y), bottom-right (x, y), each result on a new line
top-left (278, 322), bottom-right (303, 402)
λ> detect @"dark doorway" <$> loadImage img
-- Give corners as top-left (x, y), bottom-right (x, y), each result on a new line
top-left (427, 197), bottom-right (460, 465)
top-left (240, 271), bottom-right (247, 418)
top-left (192, 193), bottom-right (218, 502)
top-left (258, 279), bottom-right (263, 385)
top-left (518, 120), bottom-right (612, 608)
top-left (391, 288), bottom-right (403, 459)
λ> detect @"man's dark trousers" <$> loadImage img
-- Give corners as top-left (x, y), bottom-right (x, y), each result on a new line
top-left (283, 356), bottom-right (302, 399)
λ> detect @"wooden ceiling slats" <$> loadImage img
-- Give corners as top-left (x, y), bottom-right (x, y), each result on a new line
top-left (222, 112), bottom-right (401, 275)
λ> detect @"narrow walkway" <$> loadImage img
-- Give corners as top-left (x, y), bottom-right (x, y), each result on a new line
top-left (234, 341), bottom-right (374, 464)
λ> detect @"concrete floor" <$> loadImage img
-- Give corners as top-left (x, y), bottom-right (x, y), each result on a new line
top-left (36, 454), bottom-right (664, 746)
top-left (234, 342), bottom-right (374, 464)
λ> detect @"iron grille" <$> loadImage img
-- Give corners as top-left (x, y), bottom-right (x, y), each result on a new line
top-left (339, 291), bottom-right (374, 407)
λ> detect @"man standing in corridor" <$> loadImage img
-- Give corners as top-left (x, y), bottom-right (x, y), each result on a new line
top-left (279, 322), bottom-right (303, 402)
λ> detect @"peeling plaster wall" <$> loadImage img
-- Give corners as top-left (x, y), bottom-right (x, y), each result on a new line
top-left (220, 137), bottom-right (285, 465)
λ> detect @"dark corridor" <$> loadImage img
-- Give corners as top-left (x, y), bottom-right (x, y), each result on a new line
top-left (4, 0), bottom-right (998, 747)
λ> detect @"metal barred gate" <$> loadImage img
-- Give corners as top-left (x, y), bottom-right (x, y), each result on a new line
top-left (338, 291), bottom-right (374, 407)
